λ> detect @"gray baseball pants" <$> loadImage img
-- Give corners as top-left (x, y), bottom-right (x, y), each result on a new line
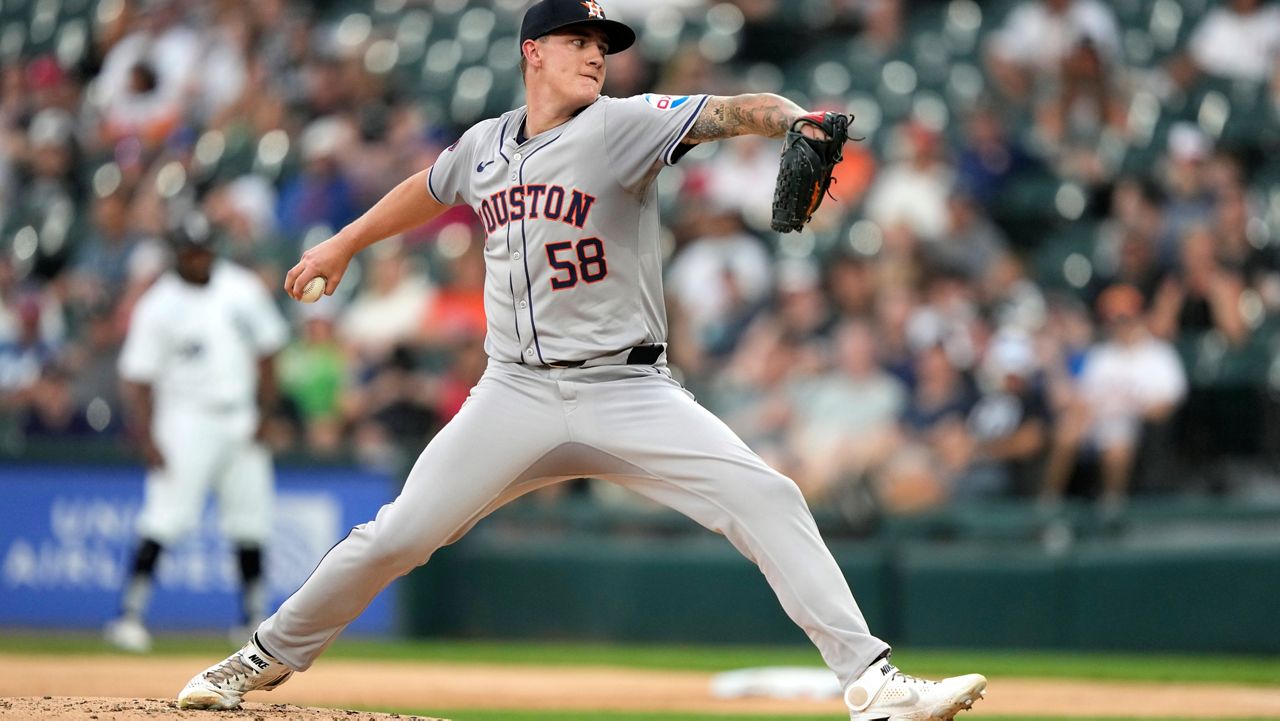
top-left (256, 359), bottom-right (889, 685)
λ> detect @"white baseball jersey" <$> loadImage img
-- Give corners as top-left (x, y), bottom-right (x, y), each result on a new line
top-left (427, 93), bottom-right (709, 365)
top-left (120, 260), bottom-right (289, 421)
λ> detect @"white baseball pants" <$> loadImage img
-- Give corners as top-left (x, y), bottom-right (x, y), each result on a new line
top-left (257, 359), bottom-right (888, 684)
top-left (137, 405), bottom-right (273, 546)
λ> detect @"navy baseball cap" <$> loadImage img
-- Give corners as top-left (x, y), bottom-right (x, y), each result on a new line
top-left (520, 0), bottom-right (636, 55)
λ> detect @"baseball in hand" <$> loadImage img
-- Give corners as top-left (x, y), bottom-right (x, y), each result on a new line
top-left (300, 276), bottom-right (327, 303)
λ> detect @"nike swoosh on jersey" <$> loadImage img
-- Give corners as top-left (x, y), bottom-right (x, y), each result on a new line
top-left (476, 160), bottom-right (495, 173)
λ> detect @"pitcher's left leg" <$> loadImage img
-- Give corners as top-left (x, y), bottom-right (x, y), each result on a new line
top-left (576, 370), bottom-right (887, 686)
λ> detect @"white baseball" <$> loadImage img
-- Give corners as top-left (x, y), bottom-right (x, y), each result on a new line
top-left (300, 276), bottom-right (327, 303)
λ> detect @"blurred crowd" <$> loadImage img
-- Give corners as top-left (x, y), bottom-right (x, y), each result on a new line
top-left (1, 0), bottom-right (1278, 517)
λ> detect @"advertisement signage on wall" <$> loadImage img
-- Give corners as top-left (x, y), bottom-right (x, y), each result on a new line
top-left (0, 463), bottom-right (396, 633)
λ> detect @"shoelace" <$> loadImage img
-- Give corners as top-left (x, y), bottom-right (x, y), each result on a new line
top-left (893, 671), bottom-right (939, 688)
top-left (203, 654), bottom-right (259, 688)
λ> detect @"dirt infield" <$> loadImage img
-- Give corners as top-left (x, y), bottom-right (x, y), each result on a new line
top-left (0, 697), bottom-right (445, 721)
top-left (3, 653), bottom-right (1280, 718)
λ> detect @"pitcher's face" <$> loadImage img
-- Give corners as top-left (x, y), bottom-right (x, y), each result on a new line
top-left (532, 27), bottom-right (609, 106)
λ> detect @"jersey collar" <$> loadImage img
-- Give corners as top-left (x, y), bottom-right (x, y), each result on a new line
top-left (505, 100), bottom-right (596, 152)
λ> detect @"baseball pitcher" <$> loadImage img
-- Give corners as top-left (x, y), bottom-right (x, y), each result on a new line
top-left (177, 2), bottom-right (985, 719)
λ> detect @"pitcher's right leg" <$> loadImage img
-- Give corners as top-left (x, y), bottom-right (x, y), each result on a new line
top-left (259, 363), bottom-right (567, 669)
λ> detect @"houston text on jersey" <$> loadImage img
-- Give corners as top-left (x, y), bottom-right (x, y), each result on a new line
top-left (478, 184), bottom-right (597, 235)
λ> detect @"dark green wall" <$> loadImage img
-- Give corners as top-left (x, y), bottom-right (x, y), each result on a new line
top-left (401, 534), bottom-right (1280, 653)
top-left (405, 535), bottom-right (890, 644)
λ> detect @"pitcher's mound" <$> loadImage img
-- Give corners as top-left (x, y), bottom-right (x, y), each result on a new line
top-left (0, 697), bottom-right (449, 720)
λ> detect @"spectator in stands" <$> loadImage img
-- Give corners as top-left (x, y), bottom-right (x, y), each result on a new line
top-left (191, 6), bottom-right (252, 125)
top-left (1090, 229), bottom-right (1162, 310)
top-left (826, 249), bottom-right (879, 320)
top-left (699, 135), bottom-right (780, 228)
top-left (95, 0), bottom-right (199, 147)
top-left (349, 346), bottom-right (439, 472)
top-left (337, 239), bottom-right (433, 366)
top-left (1033, 38), bottom-right (1128, 187)
top-left (983, 254), bottom-right (1047, 333)
top-left (929, 191), bottom-right (1010, 284)
top-left (666, 206), bottom-right (773, 361)
top-left (1041, 284), bottom-right (1186, 508)
top-left (985, 0), bottom-right (1120, 102)
top-left (72, 187), bottom-right (141, 298)
top-left (0, 61), bottom-right (32, 133)
top-left (955, 330), bottom-right (1050, 497)
top-left (276, 116), bottom-right (360, 241)
top-left (202, 175), bottom-right (280, 264)
top-left (875, 339), bottom-right (976, 513)
top-left (1157, 124), bottom-right (1216, 266)
top-left (1214, 181), bottom-right (1280, 312)
top-left (787, 319), bottom-right (906, 502)
top-left (873, 284), bottom-right (919, 384)
top-left (0, 296), bottom-right (59, 411)
top-left (704, 317), bottom-right (800, 471)
top-left (733, 0), bottom-right (812, 66)
top-left (773, 260), bottom-right (838, 365)
top-left (865, 122), bottom-right (954, 243)
top-left (26, 54), bottom-right (82, 118)
top-left (848, 0), bottom-right (904, 58)
top-left (277, 300), bottom-right (347, 455)
top-left (420, 228), bottom-right (488, 348)
top-left (109, 239), bottom-right (170, 350)
top-left (1036, 294), bottom-right (1095, 408)
top-left (11, 108), bottom-right (82, 275)
top-left (0, 68), bottom-right (23, 231)
top-left (655, 43), bottom-right (720, 96)
top-left (20, 364), bottom-right (100, 439)
top-left (64, 303), bottom-right (125, 437)
top-left (954, 105), bottom-right (1033, 209)
top-left (343, 103), bottom-right (428, 209)
top-left (433, 335), bottom-right (488, 423)
top-left (907, 268), bottom-right (982, 372)
top-left (1149, 226), bottom-right (1249, 347)
top-left (1185, 0), bottom-right (1280, 83)
top-left (1092, 177), bottom-right (1164, 303)
top-left (601, 45), bottom-right (654, 98)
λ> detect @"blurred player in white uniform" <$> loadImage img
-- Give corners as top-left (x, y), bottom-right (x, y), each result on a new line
top-left (105, 217), bottom-right (289, 652)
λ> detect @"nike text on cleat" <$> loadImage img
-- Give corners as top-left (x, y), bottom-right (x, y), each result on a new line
top-left (176, 637), bottom-right (294, 710)
top-left (845, 660), bottom-right (987, 721)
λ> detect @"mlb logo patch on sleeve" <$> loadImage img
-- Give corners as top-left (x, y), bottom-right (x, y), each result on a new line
top-left (644, 94), bottom-right (689, 111)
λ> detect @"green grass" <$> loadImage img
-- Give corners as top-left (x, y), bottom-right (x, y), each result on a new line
top-left (397, 714), bottom-right (1280, 721)
top-left (2, 630), bottom-right (1278, 685)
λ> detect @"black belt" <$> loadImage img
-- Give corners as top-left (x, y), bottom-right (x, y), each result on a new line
top-left (543, 344), bottom-right (665, 369)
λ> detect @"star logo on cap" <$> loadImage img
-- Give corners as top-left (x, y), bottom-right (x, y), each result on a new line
top-left (581, 1), bottom-right (605, 19)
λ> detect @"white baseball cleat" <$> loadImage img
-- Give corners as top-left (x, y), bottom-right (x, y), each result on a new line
top-left (103, 616), bottom-right (152, 653)
top-left (176, 636), bottom-right (294, 709)
top-left (845, 657), bottom-right (986, 721)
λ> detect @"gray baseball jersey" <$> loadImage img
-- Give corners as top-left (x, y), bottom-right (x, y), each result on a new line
top-left (255, 93), bottom-right (889, 692)
top-left (427, 93), bottom-right (709, 364)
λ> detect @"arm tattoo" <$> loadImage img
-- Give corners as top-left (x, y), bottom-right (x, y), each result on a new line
top-left (684, 94), bottom-right (804, 144)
